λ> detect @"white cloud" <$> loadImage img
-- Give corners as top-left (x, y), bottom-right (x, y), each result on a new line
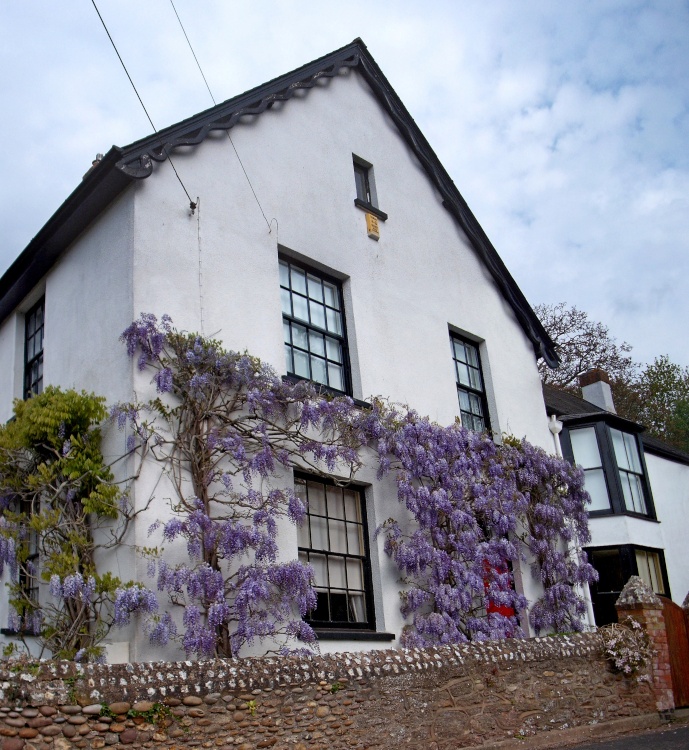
top-left (0, 0), bottom-right (687, 367)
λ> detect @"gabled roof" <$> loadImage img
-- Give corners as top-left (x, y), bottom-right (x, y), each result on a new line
top-left (0, 39), bottom-right (557, 366)
top-left (543, 384), bottom-right (689, 466)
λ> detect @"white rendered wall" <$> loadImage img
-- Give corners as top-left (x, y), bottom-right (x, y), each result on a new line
top-left (645, 452), bottom-right (689, 604)
top-left (0, 68), bottom-right (557, 661)
top-left (124, 68), bottom-right (554, 655)
top-left (0, 191), bottom-right (137, 658)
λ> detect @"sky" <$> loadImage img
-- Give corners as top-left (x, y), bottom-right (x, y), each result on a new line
top-left (1, 0), bottom-right (688, 369)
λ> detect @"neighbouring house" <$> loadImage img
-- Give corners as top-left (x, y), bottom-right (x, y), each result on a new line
top-left (1, 39), bottom-right (576, 662)
top-left (543, 369), bottom-right (689, 626)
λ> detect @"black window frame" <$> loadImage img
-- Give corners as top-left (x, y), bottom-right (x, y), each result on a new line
top-left (450, 333), bottom-right (491, 433)
top-left (280, 256), bottom-right (352, 396)
top-left (584, 544), bottom-right (670, 626)
top-left (352, 155), bottom-right (388, 221)
top-left (560, 420), bottom-right (656, 520)
top-left (295, 473), bottom-right (376, 632)
top-left (24, 297), bottom-right (45, 400)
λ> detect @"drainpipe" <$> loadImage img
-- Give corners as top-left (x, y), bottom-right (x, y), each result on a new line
top-left (548, 414), bottom-right (563, 457)
top-left (547, 412), bottom-right (596, 629)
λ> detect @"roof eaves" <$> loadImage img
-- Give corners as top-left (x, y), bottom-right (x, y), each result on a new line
top-left (0, 38), bottom-right (556, 366)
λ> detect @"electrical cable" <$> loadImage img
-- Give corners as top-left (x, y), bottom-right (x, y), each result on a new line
top-left (169, 0), bottom-right (271, 230)
top-left (90, 0), bottom-right (196, 210)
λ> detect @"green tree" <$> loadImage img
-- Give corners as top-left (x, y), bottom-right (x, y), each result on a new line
top-left (614, 356), bottom-right (689, 453)
top-left (0, 387), bottom-right (136, 660)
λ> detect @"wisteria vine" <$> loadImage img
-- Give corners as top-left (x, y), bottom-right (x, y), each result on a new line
top-left (112, 314), bottom-right (596, 658)
top-left (1, 313), bottom-right (597, 662)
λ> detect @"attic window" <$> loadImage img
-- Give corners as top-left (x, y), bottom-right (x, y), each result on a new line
top-left (352, 156), bottom-right (387, 221)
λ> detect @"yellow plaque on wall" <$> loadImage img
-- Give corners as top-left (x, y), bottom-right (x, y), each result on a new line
top-left (365, 213), bottom-right (380, 241)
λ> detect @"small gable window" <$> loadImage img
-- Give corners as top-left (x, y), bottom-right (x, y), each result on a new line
top-left (352, 155), bottom-right (388, 221)
top-left (353, 160), bottom-right (373, 205)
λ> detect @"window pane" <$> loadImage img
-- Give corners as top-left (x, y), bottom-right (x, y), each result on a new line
top-left (328, 557), bottom-right (346, 589)
top-left (310, 516), bottom-right (328, 550)
top-left (458, 389), bottom-right (471, 412)
top-left (625, 433), bottom-right (643, 473)
top-left (469, 393), bottom-right (483, 416)
top-left (584, 468), bottom-right (611, 511)
top-left (346, 522), bottom-right (363, 555)
top-left (343, 490), bottom-right (359, 521)
top-left (470, 414), bottom-right (485, 432)
top-left (279, 260), bottom-right (289, 287)
top-left (621, 472), bottom-right (647, 514)
top-left (326, 307), bottom-right (342, 335)
top-left (307, 481), bottom-right (326, 515)
top-left (466, 345), bottom-right (479, 368)
top-left (610, 429), bottom-right (630, 470)
top-left (328, 363), bottom-right (344, 391)
top-left (307, 275), bottom-right (323, 301)
top-left (310, 356), bottom-right (327, 385)
top-left (349, 593), bottom-right (366, 622)
top-left (297, 517), bottom-right (310, 547)
top-left (290, 267), bottom-right (306, 295)
top-left (308, 553), bottom-right (327, 587)
top-left (570, 427), bottom-right (602, 470)
top-left (468, 366), bottom-right (482, 390)
top-left (292, 323), bottom-right (308, 350)
top-left (323, 282), bottom-right (339, 309)
top-left (346, 558), bottom-right (363, 589)
top-left (456, 362), bottom-right (471, 387)
top-left (293, 349), bottom-right (309, 378)
top-left (309, 300), bottom-right (326, 329)
top-left (453, 340), bottom-right (466, 363)
top-left (283, 320), bottom-right (291, 343)
top-left (326, 486), bottom-right (345, 519)
top-left (309, 330), bottom-right (325, 357)
top-left (284, 345), bottom-right (293, 374)
top-left (325, 336), bottom-right (342, 363)
top-left (292, 294), bottom-right (309, 322)
top-left (330, 520), bottom-right (347, 553)
top-left (280, 287), bottom-right (292, 315)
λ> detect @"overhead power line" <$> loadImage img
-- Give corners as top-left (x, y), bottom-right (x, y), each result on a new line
top-left (169, 0), bottom-right (271, 230)
top-left (90, 0), bottom-right (196, 210)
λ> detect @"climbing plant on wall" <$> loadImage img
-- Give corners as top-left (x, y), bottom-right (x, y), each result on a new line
top-left (0, 387), bottom-right (139, 661)
top-left (113, 314), bottom-right (596, 658)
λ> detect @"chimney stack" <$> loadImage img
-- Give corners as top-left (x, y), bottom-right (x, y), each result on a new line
top-left (579, 368), bottom-right (616, 413)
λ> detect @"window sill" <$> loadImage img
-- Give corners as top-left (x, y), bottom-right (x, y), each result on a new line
top-left (588, 509), bottom-right (659, 522)
top-left (353, 199), bottom-right (388, 222)
top-left (311, 629), bottom-right (395, 642)
top-left (280, 375), bottom-right (370, 409)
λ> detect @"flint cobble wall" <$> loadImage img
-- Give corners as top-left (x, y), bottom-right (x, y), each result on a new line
top-left (0, 633), bottom-right (655, 750)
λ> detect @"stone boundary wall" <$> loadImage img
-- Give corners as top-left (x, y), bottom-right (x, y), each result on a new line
top-left (0, 633), bottom-right (655, 750)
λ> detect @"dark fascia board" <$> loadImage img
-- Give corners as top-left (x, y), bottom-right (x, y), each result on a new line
top-left (641, 435), bottom-right (689, 467)
top-left (557, 410), bottom-right (646, 434)
top-left (0, 39), bottom-right (558, 367)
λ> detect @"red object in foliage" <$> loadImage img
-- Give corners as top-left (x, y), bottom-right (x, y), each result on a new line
top-left (484, 561), bottom-right (515, 617)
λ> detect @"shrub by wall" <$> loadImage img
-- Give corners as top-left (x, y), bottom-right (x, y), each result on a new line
top-left (0, 633), bottom-right (655, 750)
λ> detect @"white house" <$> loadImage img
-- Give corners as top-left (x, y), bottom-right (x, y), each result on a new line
top-left (544, 370), bottom-right (689, 626)
top-left (0, 39), bottom-right (576, 662)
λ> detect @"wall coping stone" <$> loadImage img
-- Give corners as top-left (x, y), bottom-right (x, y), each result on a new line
top-left (616, 576), bottom-right (662, 608)
top-left (0, 632), bottom-right (603, 705)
